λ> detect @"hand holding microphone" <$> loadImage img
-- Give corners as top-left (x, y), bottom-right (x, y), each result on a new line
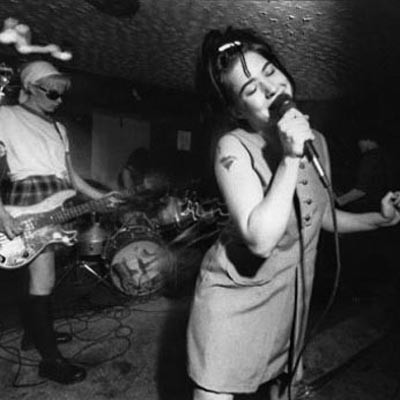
top-left (276, 107), bottom-right (315, 158)
top-left (272, 93), bottom-right (330, 188)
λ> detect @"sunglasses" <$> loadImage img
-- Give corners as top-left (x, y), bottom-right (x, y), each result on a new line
top-left (35, 86), bottom-right (64, 101)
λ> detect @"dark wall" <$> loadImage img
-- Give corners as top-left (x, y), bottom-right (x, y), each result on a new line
top-left (56, 89), bottom-right (400, 197)
top-left (150, 115), bottom-right (206, 184)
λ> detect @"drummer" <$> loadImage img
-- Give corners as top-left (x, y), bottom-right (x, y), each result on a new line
top-left (118, 147), bottom-right (151, 195)
top-left (118, 147), bottom-right (169, 211)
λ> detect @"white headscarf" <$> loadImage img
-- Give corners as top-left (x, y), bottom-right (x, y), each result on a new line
top-left (18, 60), bottom-right (63, 104)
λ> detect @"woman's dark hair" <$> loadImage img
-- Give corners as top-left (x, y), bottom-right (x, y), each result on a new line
top-left (196, 26), bottom-right (295, 118)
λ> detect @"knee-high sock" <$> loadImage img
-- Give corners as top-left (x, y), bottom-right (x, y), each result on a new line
top-left (20, 294), bottom-right (59, 360)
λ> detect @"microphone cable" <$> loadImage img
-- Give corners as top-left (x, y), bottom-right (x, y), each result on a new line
top-left (270, 93), bottom-right (343, 398)
top-left (288, 155), bottom-right (342, 400)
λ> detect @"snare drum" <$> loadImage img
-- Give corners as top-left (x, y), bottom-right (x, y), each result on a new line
top-left (77, 222), bottom-right (108, 257)
top-left (103, 224), bottom-right (174, 297)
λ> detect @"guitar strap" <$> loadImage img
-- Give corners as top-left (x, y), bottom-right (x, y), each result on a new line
top-left (53, 121), bottom-right (78, 191)
top-left (0, 140), bottom-right (10, 184)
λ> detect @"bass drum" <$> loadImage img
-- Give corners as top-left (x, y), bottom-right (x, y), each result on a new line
top-left (103, 225), bottom-right (175, 297)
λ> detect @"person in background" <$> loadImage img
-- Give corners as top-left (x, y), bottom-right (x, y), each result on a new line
top-left (336, 132), bottom-right (399, 300)
top-left (186, 26), bottom-right (400, 400)
top-left (0, 60), bottom-right (114, 384)
top-left (118, 147), bottom-right (170, 217)
top-left (336, 135), bottom-right (390, 212)
top-left (118, 147), bottom-right (151, 194)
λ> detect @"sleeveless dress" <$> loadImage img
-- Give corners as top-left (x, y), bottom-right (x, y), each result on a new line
top-left (187, 128), bottom-right (330, 393)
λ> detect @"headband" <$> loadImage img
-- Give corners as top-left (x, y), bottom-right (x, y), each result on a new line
top-left (218, 40), bottom-right (242, 53)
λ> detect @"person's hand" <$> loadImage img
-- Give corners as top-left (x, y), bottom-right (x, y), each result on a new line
top-left (101, 191), bottom-right (126, 211)
top-left (277, 108), bottom-right (315, 158)
top-left (0, 209), bottom-right (22, 239)
top-left (379, 191), bottom-right (400, 227)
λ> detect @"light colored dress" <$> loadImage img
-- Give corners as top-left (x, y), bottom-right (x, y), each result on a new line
top-left (187, 128), bottom-right (330, 393)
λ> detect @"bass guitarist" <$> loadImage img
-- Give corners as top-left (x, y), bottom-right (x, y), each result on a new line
top-left (0, 60), bottom-right (115, 384)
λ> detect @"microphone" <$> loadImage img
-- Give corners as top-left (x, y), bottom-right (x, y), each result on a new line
top-left (271, 93), bottom-right (330, 188)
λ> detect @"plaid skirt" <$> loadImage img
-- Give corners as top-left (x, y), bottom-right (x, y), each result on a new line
top-left (7, 175), bottom-right (72, 206)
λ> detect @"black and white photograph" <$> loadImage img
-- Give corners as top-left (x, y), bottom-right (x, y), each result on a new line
top-left (0, 1), bottom-right (399, 399)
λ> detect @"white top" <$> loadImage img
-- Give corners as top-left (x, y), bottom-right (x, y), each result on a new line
top-left (0, 105), bottom-right (70, 182)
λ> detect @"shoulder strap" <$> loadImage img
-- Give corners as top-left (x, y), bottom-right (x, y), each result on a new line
top-left (53, 121), bottom-right (69, 151)
top-left (64, 151), bottom-right (78, 190)
top-left (53, 121), bottom-right (77, 190)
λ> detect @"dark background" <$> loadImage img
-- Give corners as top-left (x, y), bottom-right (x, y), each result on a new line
top-left (0, 0), bottom-right (399, 195)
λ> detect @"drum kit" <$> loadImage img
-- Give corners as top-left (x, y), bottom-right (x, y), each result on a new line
top-left (65, 190), bottom-right (227, 300)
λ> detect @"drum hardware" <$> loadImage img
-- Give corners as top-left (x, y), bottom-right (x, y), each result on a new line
top-left (154, 195), bottom-right (228, 246)
top-left (54, 249), bottom-right (126, 299)
top-left (156, 196), bottom-right (198, 230)
top-left (55, 213), bottom-right (126, 297)
top-left (158, 197), bottom-right (227, 225)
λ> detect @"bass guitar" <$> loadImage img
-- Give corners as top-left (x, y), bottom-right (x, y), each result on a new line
top-left (0, 189), bottom-right (121, 269)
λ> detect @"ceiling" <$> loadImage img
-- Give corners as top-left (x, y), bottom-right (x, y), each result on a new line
top-left (0, 0), bottom-right (399, 103)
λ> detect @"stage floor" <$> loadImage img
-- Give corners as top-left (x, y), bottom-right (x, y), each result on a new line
top-left (0, 235), bottom-right (399, 400)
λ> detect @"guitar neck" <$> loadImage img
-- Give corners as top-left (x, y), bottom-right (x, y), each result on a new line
top-left (50, 197), bottom-right (108, 224)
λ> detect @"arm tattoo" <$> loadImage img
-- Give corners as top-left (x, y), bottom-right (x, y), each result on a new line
top-left (220, 155), bottom-right (237, 171)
